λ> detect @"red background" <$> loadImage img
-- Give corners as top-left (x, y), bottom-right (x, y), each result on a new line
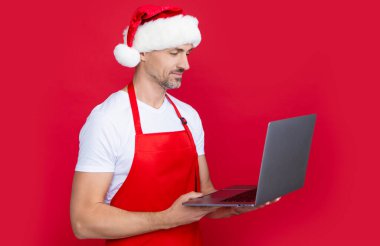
top-left (1, 0), bottom-right (379, 245)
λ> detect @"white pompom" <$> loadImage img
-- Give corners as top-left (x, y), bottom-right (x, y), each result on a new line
top-left (113, 44), bottom-right (141, 67)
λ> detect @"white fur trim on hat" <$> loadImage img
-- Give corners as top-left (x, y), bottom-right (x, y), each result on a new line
top-left (132, 14), bottom-right (201, 52)
top-left (114, 14), bottom-right (201, 68)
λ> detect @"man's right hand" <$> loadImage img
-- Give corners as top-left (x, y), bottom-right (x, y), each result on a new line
top-left (161, 191), bottom-right (219, 229)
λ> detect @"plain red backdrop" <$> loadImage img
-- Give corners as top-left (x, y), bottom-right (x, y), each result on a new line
top-left (1, 0), bottom-right (379, 245)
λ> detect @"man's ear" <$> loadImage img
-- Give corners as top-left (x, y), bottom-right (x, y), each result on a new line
top-left (140, 52), bottom-right (147, 62)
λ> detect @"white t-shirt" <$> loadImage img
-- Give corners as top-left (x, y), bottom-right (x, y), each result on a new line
top-left (75, 90), bottom-right (205, 204)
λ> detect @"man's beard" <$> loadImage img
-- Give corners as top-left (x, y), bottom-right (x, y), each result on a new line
top-left (160, 77), bottom-right (182, 90)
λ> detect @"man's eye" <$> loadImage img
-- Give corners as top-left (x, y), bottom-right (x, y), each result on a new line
top-left (170, 53), bottom-right (178, 55)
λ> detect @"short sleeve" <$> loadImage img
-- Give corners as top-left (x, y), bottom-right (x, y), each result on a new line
top-left (191, 110), bottom-right (205, 156)
top-left (75, 112), bottom-right (118, 172)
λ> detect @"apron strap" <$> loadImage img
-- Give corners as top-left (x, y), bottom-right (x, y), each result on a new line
top-left (127, 82), bottom-right (143, 135)
top-left (165, 94), bottom-right (196, 147)
top-left (165, 94), bottom-right (201, 192)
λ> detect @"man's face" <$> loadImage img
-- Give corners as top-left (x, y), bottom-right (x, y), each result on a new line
top-left (141, 44), bottom-right (193, 90)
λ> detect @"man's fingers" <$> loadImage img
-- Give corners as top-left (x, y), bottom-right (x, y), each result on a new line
top-left (265, 197), bottom-right (282, 205)
top-left (230, 201), bottom-right (282, 216)
top-left (195, 206), bottom-right (220, 216)
top-left (233, 206), bottom-right (257, 215)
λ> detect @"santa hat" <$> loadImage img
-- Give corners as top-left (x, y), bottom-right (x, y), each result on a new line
top-left (114, 4), bottom-right (202, 67)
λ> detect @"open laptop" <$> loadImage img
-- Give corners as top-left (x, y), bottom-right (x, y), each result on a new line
top-left (183, 114), bottom-right (316, 207)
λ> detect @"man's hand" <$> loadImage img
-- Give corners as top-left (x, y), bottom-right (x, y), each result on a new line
top-left (162, 191), bottom-right (220, 228)
top-left (206, 197), bottom-right (281, 219)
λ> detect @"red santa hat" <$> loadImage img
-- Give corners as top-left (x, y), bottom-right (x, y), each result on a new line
top-left (114, 4), bottom-right (202, 67)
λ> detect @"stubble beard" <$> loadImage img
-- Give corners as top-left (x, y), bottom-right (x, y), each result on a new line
top-left (160, 77), bottom-right (182, 90)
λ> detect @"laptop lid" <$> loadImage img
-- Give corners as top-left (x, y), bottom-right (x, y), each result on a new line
top-left (255, 114), bottom-right (316, 206)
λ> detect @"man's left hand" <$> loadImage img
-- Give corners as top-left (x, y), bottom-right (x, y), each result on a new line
top-left (206, 197), bottom-right (281, 219)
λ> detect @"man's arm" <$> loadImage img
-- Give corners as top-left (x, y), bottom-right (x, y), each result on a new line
top-left (198, 155), bottom-right (217, 194)
top-left (70, 171), bottom-right (217, 239)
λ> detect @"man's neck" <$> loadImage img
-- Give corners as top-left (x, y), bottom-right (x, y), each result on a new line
top-left (123, 68), bottom-right (166, 109)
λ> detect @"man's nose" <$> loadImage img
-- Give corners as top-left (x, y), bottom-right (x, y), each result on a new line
top-left (178, 53), bottom-right (190, 71)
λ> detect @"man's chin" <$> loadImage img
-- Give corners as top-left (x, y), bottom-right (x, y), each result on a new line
top-left (163, 80), bottom-right (181, 90)
top-left (167, 84), bottom-right (181, 90)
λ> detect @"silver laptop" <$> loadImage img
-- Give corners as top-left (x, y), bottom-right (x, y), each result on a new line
top-left (183, 114), bottom-right (316, 207)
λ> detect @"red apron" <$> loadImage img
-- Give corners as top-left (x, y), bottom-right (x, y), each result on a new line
top-left (105, 82), bottom-right (202, 246)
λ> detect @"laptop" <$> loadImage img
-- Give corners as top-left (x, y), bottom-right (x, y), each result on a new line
top-left (183, 114), bottom-right (316, 207)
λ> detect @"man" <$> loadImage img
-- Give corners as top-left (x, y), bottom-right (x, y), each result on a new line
top-left (70, 4), bottom-right (279, 245)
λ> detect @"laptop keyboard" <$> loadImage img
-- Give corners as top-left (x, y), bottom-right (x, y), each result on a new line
top-left (221, 189), bottom-right (257, 202)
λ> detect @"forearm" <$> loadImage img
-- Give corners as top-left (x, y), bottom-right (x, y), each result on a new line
top-left (72, 203), bottom-right (171, 240)
top-left (200, 175), bottom-right (217, 195)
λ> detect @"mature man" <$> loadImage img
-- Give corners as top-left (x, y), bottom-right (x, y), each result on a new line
top-left (70, 5), bottom-right (277, 245)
